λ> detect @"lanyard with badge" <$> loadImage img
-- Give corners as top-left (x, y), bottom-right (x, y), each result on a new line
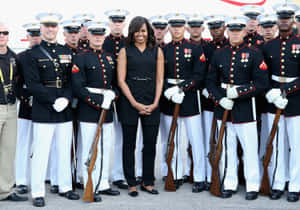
top-left (0, 61), bottom-right (13, 96)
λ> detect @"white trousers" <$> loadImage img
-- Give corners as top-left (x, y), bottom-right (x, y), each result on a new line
top-left (15, 118), bottom-right (33, 186)
top-left (31, 122), bottom-right (72, 198)
top-left (135, 119), bottom-right (143, 177)
top-left (202, 111), bottom-right (214, 182)
top-left (259, 113), bottom-right (269, 179)
top-left (217, 121), bottom-right (260, 192)
top-left (161, 114), bottom-right (205, 182)
top-left (76, 125), bottom-right (83, 184)
top-left (267, 114), bottom-right (300, 192)
top-left (111, 117), bottom-right (125, 182)
top-left (49, 133), bottom-right (58, 186)
top-left (80, 122), bottom-right (112, 191)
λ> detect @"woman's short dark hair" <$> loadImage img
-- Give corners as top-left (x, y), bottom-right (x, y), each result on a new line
top-left (125, 16), bottom-right (156, 49)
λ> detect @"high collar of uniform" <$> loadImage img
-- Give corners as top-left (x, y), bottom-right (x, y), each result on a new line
top-left (0, 47), bottom-right (10, 58)
top-left (66, 43), bottom-right (78, 50)
top-left (109, 33), bottom-right (124, 41)
top-left (247, 31), bottom-right (259, 38)
top-left (212, 37), bottom-right (227, 46)
top-left (79, 39), bottom-right (89, 44)
top-left (89, 46), bottom-right (102, 54)
top-left (41, 40), bottom-right (58, 48)
top-left (171, 38), bottom-right (185, 46)
top-left (279, 31), bottom-right (295, 40)
top-left (189, 38), bottom-right (204, 45)
top-left (229, 41), bottom-right (246, 50)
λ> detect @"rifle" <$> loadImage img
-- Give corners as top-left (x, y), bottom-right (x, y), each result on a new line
top-left (188, 144), bottom-right (194, 183)
top-left (71, 119), bottom-right (77, 191)
top-left (208, 116), bottom-right (217, 166)
top-left (259, 108), bottom-right (282, 196)
top-left (82, 109), bottom-right (107, 202)
top-left (165, 103), bottom-right (180, 191)
top-left (210, 110), bottom-right (229, 196)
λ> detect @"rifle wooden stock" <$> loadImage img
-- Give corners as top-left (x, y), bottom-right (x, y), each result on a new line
top-left (82, 109), bottom-right (107, 202)
top-left (188, 144), bottom-right (194, 183)
top-left (208, 116), bottom-right (217, 166)
top-left (260, 108), bottom-right (282, 196)
top-left (165, 103), bottom-right (180, 191)
top-left (210, 110), bottom-right (229, 197)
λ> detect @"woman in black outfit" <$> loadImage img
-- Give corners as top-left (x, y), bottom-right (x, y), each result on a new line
top-left (117, 16), bottom-right (164, 197)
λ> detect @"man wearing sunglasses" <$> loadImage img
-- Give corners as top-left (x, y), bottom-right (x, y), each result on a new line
top-left (0, 22), bottom-right (28, 202)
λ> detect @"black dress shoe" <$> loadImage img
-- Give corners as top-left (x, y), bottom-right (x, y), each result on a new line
top-left (75, 183), bottom-right (84, 189)
top-left (59, 190), bottom-right (80, 200)
top-left (162, 176), bottom-right (167, 182)
top-left (50, 185), bottom-right (59, 194)
top-left (93, 193), bottom-right (102, 202)
top-left (128, 191), bottom-right (139, 197)
top-left (33, 197), bottom-right (45, 207)
top-left (270, 190), bottom-right (283, 200)
top-left (136, 177), bottom-right (142, 185)
top-left (140, 185), bottom-right (159, 195)
top-left (192, 182), bottom-right (205, 193)
top-left (204, 182), bottom-right (211, 191)
top-left (287, 192), bottom-right (300, 202)
top-left (245, 191), bottom-right (258, 200)
top-left (5, 193), bottom-right (28, 201)
top-left (174, 179), bottom-right (184, 189)
top-left (98, 188), bottom-right (120, 196)
top-left (45, 180), bottom-right (50, 184)
top-left (220, 189), bottom-right (233, 198)
top-left (183, 175), bottom-right (190, 183)
top-left (17, 185), bottom-right (28, 194)
top-left (113, 180), bottom-right (128, 189)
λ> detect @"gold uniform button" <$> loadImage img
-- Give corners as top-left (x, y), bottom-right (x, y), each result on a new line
top-left (176, 63), bottom-right (179, 66)
top-left (217, 46), bottom-right (220, 49)
top-left (281, 53), bottom-right (285, 56)
top-left (52, 49), bottom-right (56, 53)
top-left (177, 75), bottom-right (180, 78)
top-left (104, 75), bottom-right (107, 78)
top-left (232, 63), bottom-right (235, 66)
top-left (176, 47), bottom-right (179, 50)
top-left (102, 64), bottom-right (105, 67)
top-left (282, 41), bottom-right (286, 45)
top-left (104, 81), bottom-right (107, 84)
top-left (116, 41), bottom-right (119, 44)
top-left (282, 65), bottom-right (285, 69)
top-left (101, 59), bottom-right (103, 62)
top-left (177, 69), bottom-right (180, 72)
top-left (281, 72), bottom-right (285, 75)
top-left (282, 47), bottom-right (286, 50)
top-left (231, 68), bottom-right (234, 71)
top-left (55, 68), bottom-right (58, 72)
top-left (230, 80), bottom-right (234, 83)
top-left (281, 59), bottom-right (285, 62)
top-left (232, 57), bottom-right (235, 60)
top-left (56, 77), bottom-right (59, 79)
top-left (176, 57), bottom-right (179, 60)
top-left (233, 52), bottom-right (236, 55)
top-left (230, 74), bottom-right (234, 78)
top-left (103, 70), bottom-right (106, 72)
top-left (176, 52), bottom-right (179, 55)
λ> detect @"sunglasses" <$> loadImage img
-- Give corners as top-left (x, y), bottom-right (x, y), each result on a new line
top-left (0, 31), bottom-right (9, 35)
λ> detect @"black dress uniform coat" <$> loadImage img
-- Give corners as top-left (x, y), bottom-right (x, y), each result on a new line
top-left (206, 41), bottom-right (269, 123)
top-left (23, 40), bottom-right (73, 123)
top-left (160, 39), bottom-right (206, 116)
top-left (263, 33), bottom-right (300, 117)
top-left (202, 37), bottom-right (228, 112)
top-left (72, 48), bottom-right (117, 123)
top-left (16, 50), bottom-right (32, 120)
top-left (0, 48), bottom-right (18, 105)
top-left (244, 32), bottom-right (264, 48)
top-left (102, 34), bottom-right (125, 58)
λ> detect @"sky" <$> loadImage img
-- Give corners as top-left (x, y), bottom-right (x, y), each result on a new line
top-left (0, 0), bottom-right (296, 51)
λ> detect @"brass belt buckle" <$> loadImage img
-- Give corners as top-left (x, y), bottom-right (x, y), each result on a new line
top-left (279, 77), bottom-right (286, 83)
top-left (56, 79), bottom-right (62, 88)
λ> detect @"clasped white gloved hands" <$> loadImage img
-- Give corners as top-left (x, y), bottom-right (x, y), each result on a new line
top-left (171, 91), bottom-right (185, 104)
top-left (273, 96), bottom-right (288, 109)
top-left (202, 88), bottom-right (209, 99)
top-left (219, 97), bottom-right (234, 110)
top-left (53, 97), bottom-right (69, 112)
top-left (265, 88), bottom-right (281, 103)
top-left (164, 86), bottom-right (180, 100)
top-left (101, 90), bottom-right (116, 110)
top-left (226, 87), bottom-right (239, 99)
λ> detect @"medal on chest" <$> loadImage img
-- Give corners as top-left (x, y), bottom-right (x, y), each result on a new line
top-left (241, 52), bottom-right (249, 63)
top-left (292, 44), bottom-right (300, 55)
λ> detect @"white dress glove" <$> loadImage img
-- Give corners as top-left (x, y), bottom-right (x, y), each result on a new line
top-left (219, 97), bottom-right (234, 110)
top-left (265, 88), bottom-right (281, 103)
top-left (227, 87), bottom-right (239, 99)
top-left (53, 97), bottom-right (69, 112)
top-left (273, 96), bottom-right (288, 109)
top-left (164, 86), bottom-right (180, 100)
top-left (101, 90), bottom-right (115, 110)
top-left (171, 92), bottom-right (185, 104)
top-left (202, 88), bottom-right (209, 99)
top-left (29, 96), bottom-right (33, 107)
